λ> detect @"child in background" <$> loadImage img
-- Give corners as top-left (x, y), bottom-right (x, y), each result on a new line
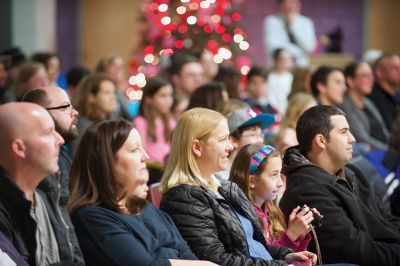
top-left (230, 144), bottom-right (318, 252)
top-left (133, 76), bottom-right (175, 183)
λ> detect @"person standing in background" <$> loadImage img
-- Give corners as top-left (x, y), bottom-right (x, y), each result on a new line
top-left (264, 0), bottom-right (316, 67)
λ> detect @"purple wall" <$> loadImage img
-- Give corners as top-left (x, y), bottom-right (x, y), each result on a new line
top-left (240, 0), bottom-right (365, 66)
top-left (56, 0), bottom-right (80, 73)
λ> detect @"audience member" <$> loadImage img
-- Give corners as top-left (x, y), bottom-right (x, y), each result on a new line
top-left (133, 77), bottom-right (175, 183)
top-left (0, 102), bottom-right (64, 265)
top-left (365, 111), bottom-right (400, 217)
top-left (21, 86), bottom-right (84, 265)
top-left (230, 144), bottom-right (318, 252)
top-left (275, 93), bottom-right (316, 154)
top-left (198, 50), bottom-right (219, 82)
top-left (310, 66), bottom-right (346, 106)
top-left (0, 59), bottom-right (9, 104)
top-left (368, 53), bottom-right (400, 130)
top-left (160, 108), bottom-right (317, 266)
top-left (0, 47), bottom-right (26, 88)
top-left (71, 73), bottom-right (117, 151)
top-left (264, 0), bottom-right (316, 67)
top-left (280, 105), bottom-right (400, 265)
top-left (169, 53), bottom-right (205, 114)
top-left (340, 62), bottom-right (389, 150)
top-left (68, 119), bottom-right (217, 266)
top-left (31, 52), bottom-right (61, 87)
top-left (12, 62), bottom-right (49, 101)
top-left (66, 66), bottom-right (90, 98)
top-left (95, 54), bottom-right (134, 120)
top-left (221, 98), bottom-right (250, 116)
top-left (244, 66), bottom-right (279, 115)
top-left (288, 67), bottom-right (312, 97)
top-left (187, 81), bottom-right (229, 113)
top-left (214, 65), bottom-right (242, 99)
top-left (216, 108), bottom-right (275, 180)
top-left (267, 49), bottom-right (294, 114)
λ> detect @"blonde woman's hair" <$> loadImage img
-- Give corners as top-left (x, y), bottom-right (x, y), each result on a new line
top-left (160, 107), bottom-right (225, 193)
top-left (279, 92), bottom-right (316, 130)
top-left (95, 54), bottom-right (122, 73)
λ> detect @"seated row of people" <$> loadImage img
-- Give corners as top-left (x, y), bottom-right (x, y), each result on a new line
top-left (1, 101), bottom-right (400, 265)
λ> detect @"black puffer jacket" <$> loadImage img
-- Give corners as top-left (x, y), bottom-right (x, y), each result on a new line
top-left (160, 180), bottom-right (292, 266)
top-left (280, 146), bottom-right (400, 266)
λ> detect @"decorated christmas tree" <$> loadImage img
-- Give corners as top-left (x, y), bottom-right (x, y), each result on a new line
top-left (127, 0), bottom-right (250, 98)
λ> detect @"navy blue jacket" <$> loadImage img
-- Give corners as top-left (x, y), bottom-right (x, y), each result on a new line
top-left (71, 202), bottom-right (197, 266)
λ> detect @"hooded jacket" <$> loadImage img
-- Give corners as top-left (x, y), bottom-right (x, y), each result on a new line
top-left (280, 146), bottom-right (400, 266)
top-left (160, 180), bottom-right (293, 266)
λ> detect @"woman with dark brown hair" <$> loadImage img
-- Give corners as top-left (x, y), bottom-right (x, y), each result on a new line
top-left (68, 119), bottom-right (216, 266)
top-left (187, 81), bottom-right (229, 113)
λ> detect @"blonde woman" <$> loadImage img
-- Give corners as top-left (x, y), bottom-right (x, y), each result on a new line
top-left (160, 108), bottom-right (317, 266)
top-left (275, 93), bottom-right (316, 154)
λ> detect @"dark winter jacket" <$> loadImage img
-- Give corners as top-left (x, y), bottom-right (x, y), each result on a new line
top-left (0, 168), bottom-right (37, 265)
top-left (37, 145), bottom-right (85, 265)
top-left (160, 180), bottom-right (293, 266)
top-left (280, 146), bottom-right (400, 266)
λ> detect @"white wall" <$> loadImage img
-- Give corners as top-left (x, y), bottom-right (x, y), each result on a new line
top-left (12, 0), bottom-right (56, 56)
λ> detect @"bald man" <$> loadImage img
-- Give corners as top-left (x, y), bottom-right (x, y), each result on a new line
top-left (0, 102), bottom-right (64, 266)
top-left (22, 87), bottom-right (84, 265)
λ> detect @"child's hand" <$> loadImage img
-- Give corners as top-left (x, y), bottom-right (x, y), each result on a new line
top-left (286, 205), bottom-right (314, 241)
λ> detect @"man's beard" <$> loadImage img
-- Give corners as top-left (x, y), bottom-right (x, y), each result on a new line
top-left (55, 121), bottom-right (78, 144)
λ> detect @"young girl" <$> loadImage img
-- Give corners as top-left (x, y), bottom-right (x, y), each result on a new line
top-left (230, 144), bottom-right (318, 252)
top-left (133, 76), bottom-right (175, 182)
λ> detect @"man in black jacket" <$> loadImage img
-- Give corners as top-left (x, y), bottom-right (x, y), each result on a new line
top-left (22, 86), bottom-right (85, 265)
top-left (0, 102), bottom-right (64, 265)
top-left (280, 105), bottom-right (400, 266)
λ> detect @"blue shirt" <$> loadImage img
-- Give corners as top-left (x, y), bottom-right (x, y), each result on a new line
top-left (234, 211), bottom-right (273, 260)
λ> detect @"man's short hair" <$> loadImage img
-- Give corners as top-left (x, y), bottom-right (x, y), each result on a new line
top-left (373, 53), bottom-right (399, 72)
top-left (21, 89), bottom-right (49, 107)
top-left (247, 65), bottom-right (268, 81)
top-left (296, 105), bottom-right (345, 154)
top-left (168, 53), bottom-right (200, 76)
top-left (310, 66), bottom-right (341, 97)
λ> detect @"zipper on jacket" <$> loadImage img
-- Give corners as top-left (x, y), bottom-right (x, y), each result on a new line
top-left (56, 171), bottom-right (74, 257)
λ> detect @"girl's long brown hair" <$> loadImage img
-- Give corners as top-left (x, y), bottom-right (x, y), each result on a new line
top-left (229, 144), bottom-right (286, 240)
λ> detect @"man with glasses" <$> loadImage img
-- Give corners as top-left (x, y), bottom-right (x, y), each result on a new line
top-left (22, 87), bottom-right (84, 265)
top-left (215, 108), bottom-right (275, 180)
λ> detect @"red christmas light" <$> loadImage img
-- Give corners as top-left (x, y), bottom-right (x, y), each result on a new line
top-left (203, 24), bottom-right (213, 33)
top-left (234, 28), bottom-right (244, 35)
top-left (144, 45), bottom-right (154, 55)
top-left (222, 33), bottom-right (232, 42)
top-left (178, 24), bottom-right (188, 33)
top-left (231, 12), bottom-right (241, 21)
top-left (175, 40), bottom-right (184, 49)
top-left (215, 25), bottom-right (226, 34)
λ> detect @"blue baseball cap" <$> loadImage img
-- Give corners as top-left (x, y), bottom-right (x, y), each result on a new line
top-left (226, 108), bottom-right (275, 133)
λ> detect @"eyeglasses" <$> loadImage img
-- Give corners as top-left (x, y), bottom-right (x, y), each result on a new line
top-left (46, 103), bottom-right (74, 112)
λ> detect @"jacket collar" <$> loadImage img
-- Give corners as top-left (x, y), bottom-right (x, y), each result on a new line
top-left (283, 146), bottom-right (355, 187)
top-left (0, 167), bottom-right (33, 210)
